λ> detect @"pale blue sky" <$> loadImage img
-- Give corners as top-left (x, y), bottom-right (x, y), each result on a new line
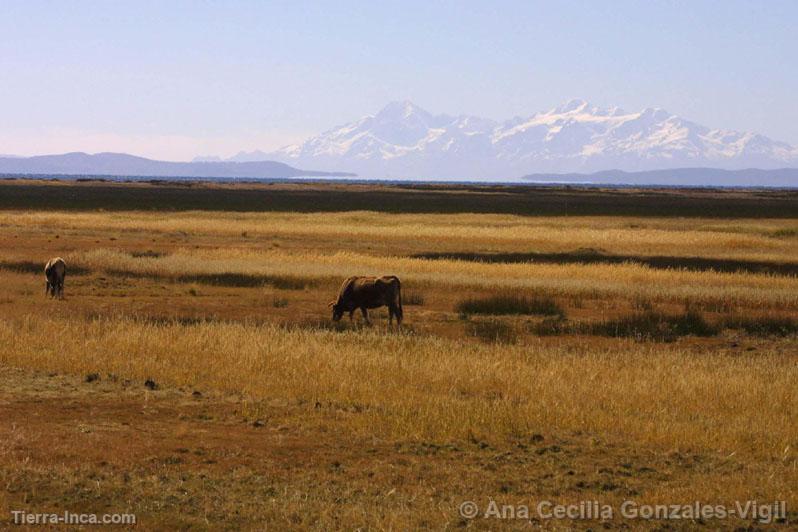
top-left (1, 0), bottom-right (795, 160)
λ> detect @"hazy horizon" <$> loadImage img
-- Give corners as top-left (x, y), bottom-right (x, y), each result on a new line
top-left (1, 1), bottom-right (796, 162)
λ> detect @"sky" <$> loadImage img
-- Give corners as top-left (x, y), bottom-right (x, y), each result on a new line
top-left (0, 0), bottom-right (796, 161)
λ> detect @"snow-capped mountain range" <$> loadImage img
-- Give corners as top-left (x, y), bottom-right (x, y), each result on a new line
top-left (211, 99), bottom-right (797, 179)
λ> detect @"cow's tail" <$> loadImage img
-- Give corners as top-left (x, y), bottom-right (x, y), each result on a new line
top-left (394, 278), bottom-right (403, 324)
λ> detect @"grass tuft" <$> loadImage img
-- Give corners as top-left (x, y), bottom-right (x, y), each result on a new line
top-left (289, 318), bottom-right (359, 333)
top-left (632, 296), bottom-right (654, 311)
top-left (531, 317), bottom-right (570, 336)
top-left (466, 319), bottom-right (518, 344)
top-left (404, 291), bottom-right (425, 306)
top-left (767, 228), bottom-right (798, 239)
top-left (174, 273), bottom-right (311, 290)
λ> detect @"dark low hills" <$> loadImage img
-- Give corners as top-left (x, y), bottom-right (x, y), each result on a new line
top-left (522, 168), bottom-right (798, 187)
top-left (0, 152), bottom-right (355, 179)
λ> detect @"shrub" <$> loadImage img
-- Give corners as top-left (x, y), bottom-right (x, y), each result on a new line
top-left (721, 315), bottom-right (798, 337)
top-left (590, 310), bottom-right (717, 342)
top-left (456, 294), bottom-right (564, 317)
top-left (130, 250), bottom-right (166, 258)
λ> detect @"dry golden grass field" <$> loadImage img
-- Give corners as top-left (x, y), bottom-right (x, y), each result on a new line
top-left (0, 179), bottom-right (797, 530)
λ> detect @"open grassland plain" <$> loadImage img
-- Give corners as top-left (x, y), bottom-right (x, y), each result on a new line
top-left (0, 179), bottom-right (797, 530)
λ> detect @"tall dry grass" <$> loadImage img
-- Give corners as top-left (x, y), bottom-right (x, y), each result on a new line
top-left (6, 208), bottom-right (798, 309)
top-left (64, 247), bottom-right (798, 310)
top-left (1, 314), bottom-right (796, 464)
top-left (5, 208), bottom-right (797, 308)
top-left (3, 210), bottom-right (797, 261)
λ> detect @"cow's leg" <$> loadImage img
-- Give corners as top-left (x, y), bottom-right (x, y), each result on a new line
top-left (388, 305), bottom-right (394, 325)
top-left (45, 281), bottom-right (51, 298)
top-left (360, 307), bottom-right (370, 324)
top-left (391, 304), bottom-right (402, 327)
top-left (349, 310), bottom-right (355, 321)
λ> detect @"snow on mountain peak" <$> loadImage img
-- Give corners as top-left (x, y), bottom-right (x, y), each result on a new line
top-left (266, 101), bottom-right (798, 179)
top-left (553, 98), bottom-right (590, 114)
top-left (374, 100), bottom-right (431, 122)
top-left (639, 107), bottom-right (672, 121)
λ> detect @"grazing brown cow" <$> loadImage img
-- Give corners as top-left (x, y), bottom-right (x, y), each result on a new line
top-left (44, 257), bottom-right (66, 299)
top-left (330, 276), bottom-right (403, 326)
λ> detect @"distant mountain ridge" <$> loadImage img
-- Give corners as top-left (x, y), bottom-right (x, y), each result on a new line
top-left (240, 100), bottom-right (797, 180)
top-left (0, 152), bottom-right (354, 179)
top-left (522, 167), bottom-right (798, 187)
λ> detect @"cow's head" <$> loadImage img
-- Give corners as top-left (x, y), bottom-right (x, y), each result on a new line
top-left (329, 300), bottom-right (344, 322)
